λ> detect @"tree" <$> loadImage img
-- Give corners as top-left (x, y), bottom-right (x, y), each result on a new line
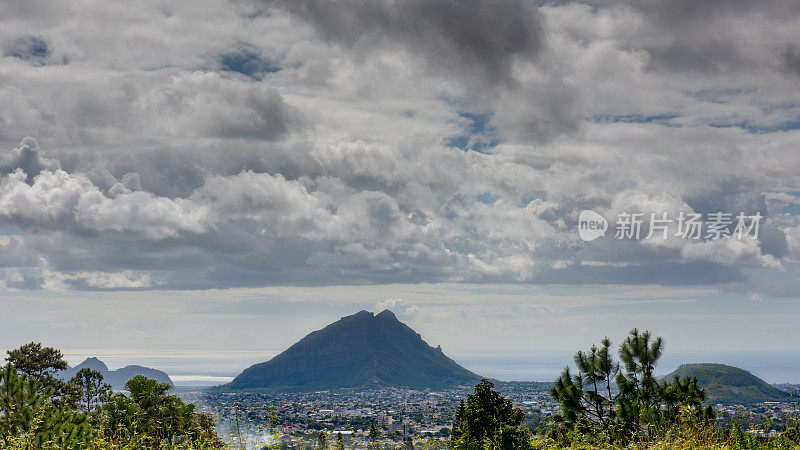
top-left (4, 342), bottom-right (224, 449)
top-left (450, 379), bottom-right (533, 449)
top-left (97, 379), bottom-right (223, 447)
top-left (550, 337), bottom-right (618, 436)
top-left (0, 364), bottom-right (90, 448)
top-left (70, 368), bottom-right (111, 413)
top-left (1, 363), bottom-right (45, 445)
top-left (616, 328), bottom-right (664, 433)
top-left (367, 422), bottom-right (379, 449)
top-left (6, 342), bottom-right (78, 408)
top-left (101, 392), bottom-right (141, 441)
top-left (551, 329), bottom-right (714, 444)
top-left (116, 375), bottom-right (223, 446)
top-left (369, 422), bottom-right (378, 441)
top-left (335, 431), bottom-right (345, 450)
top-left (6, 342), bottom-right (67, 381)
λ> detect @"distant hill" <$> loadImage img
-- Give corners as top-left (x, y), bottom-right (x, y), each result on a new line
top-left (665, 363), bottom-right (792, 405)
top-left (225, 310), bottom-right (482, 391)
top-left (58, 357), bottom-right (173, 390)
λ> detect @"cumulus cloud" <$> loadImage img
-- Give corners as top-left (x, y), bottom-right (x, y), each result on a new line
top-left (139, 72), bottom-right (305, 140)
top-left (680, 239), bottom-right (782, 270)
top-left (0, 137), bottom-right (59, 183)
top-left (0, 0), bottom-right (799, 290)
top-left (0, 166), bottom-right (207, 239)
top-left (375, 298), bottom-right (422, 319)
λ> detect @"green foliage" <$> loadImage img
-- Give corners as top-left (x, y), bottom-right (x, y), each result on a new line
top-left (95, 375), bottom-right (224, 447)
top-left (370, 422), bottom-right (378, 442)
top-left (6, 343), bottom-right (68, 381)
top-left (1, 363), bottom-right (91, 449)
top-left (70, 367), bottom-right (111, 413)
top-left (335, 431), bottom-right (344, 450)
top-left (550, 329), bottom-right (715, 445)
top-left (527, 408), bottom-right (800, 450)
top-left (3, 342), bottom-right (225, 449)
top-left (450, 378), bottom-right (533, 449)
top-left (666, 363), bottom-right (792, 405)
top-left (6, 342), bottom-right (79, 409)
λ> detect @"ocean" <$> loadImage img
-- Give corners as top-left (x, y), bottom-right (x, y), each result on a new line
top-left (62, 349), bottom-right (800, 386)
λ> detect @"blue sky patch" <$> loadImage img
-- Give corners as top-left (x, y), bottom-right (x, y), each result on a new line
top-left (590, 113), bottom-right (679, 125)
top-left (2, 226), bottom-right (21, 235)
top-left (446, 111), bottom-right (500, 153)
top-left (687, 87), bottom-right (756, 103)
top-left (708, 118), bottom-right (800, 133)
top-left (780, 204), bottom-right (800, 216)
top-left (218, 45), bottom-right (280, 81)
top-left (7, 36), bottom-right (50, 65)
top-left (476, 192), bottom-right (500, 204)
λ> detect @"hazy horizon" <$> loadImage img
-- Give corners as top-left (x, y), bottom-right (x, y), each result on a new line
top-left (47, 347), bottom-right (800, 386)
top-left (2, 0), bottom-right (800, 391)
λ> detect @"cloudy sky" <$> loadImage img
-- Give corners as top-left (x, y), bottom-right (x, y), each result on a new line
top-left (2, 0), bottom-right (800, 382)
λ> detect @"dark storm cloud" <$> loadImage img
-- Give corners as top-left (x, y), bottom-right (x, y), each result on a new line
top-left (782, 45), bottom-right (800, 76)
top-left (266, 0), bottom-right (543, 86)
top-left (598, 0), bottom-right (800, 73)
top-left (263, 0), bottom-right (585, 142)
top-left (618, 0), bottom-right (800, 24)
top-left (757, 226), bottom-right (788, 259)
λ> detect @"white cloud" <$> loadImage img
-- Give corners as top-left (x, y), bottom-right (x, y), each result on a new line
top-left (0, 0), bottom-right (799, 290)
top-left (680, 238), bottom-right (783, 270)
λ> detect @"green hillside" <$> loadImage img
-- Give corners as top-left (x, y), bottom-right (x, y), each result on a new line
top-left (665, 363), bottom-right (792, 405)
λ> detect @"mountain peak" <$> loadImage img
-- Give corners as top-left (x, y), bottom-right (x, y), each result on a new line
top-left (76, 357), bottom-right (109, 373)
top-left (227, 309), bottom-right (480, 391)
top-left (375, 309), bottom-right (397, 320)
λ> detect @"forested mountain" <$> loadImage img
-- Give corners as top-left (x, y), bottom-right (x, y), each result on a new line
top-left (666, 363), bottom-right (791, 405)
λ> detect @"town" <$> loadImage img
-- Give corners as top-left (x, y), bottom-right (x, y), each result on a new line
top-left (181, 383), bottom-right (800, 448)
top-left (183, 382), bottom-right (556, 448)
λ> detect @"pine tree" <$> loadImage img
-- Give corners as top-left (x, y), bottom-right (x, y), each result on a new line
top-left (451, 400), bottom-right (466, 438)
top-left (6, 342), bottom-right (78, 408)
top-left (551, 329), bottom-right (715, 444)
top-left (6, 343), bottom-right (67, 381)
top-left (0, 364), bottom-right (91, 448)
top-left (551, 336), bottom-right (619, 437)
top-left (70, 368), bottom-right (111, 413)
top-left (335, 431), bottom-right (345, 450)
top-left (449, 379), bottom-right (532, 449)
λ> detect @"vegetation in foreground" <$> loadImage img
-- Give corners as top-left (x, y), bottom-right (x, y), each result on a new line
top-left (447, 329), bottom-right (800, 450)
top-left (1, 343), bottom-right (224, 449)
